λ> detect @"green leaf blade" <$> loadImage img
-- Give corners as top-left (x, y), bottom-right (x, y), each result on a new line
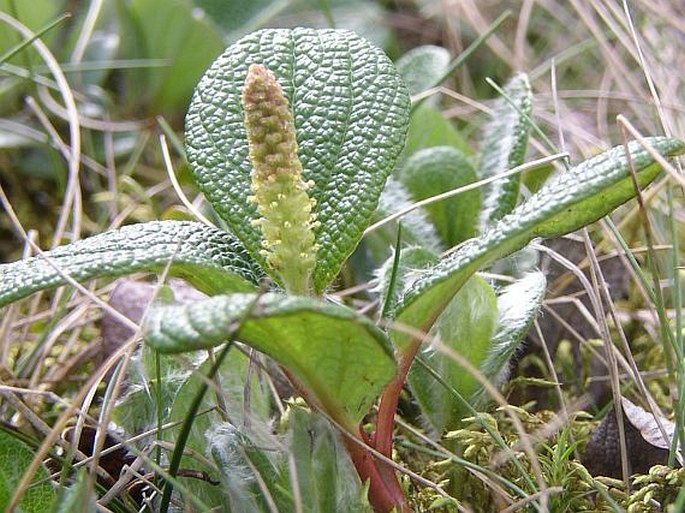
top-left (398, 146), bottom-right (480, 246)
top-left (368, 180), bottom-right (442, 262)
top-left (396, 45), bottom-right (450, 97)
top-left (287, 407), bottom-right (373, 513)
top-left (478, 73), bottom-right (532, 229)
top-left (376, 246), bottom-right (438, 320)
top-left (472, 271), bottom-right (546, 408)
top-left (0, 221), bottom-right (262, 307)
top-left (209, 423), bottom-right (290, 512)
top-left (51, 469), bottom-right (96, 513)
top-left (0, 429), bottom-right (56, 512)
top-left (408, 275), bottom-right (497, 431)
top-left (185, 28), bottom-right (411, 292)
top-left (145, 293), bottom-right (397, 426)
top-left (393, 137), bottom-right (684, 351)
top-left (404, 103), bottom-right (470, 156)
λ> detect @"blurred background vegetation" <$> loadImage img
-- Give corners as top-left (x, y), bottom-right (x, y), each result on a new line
top-left (4, 0), bottom-right (680, 264)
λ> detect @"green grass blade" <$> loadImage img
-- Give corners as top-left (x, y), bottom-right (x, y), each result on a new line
top-left (0, 13), bottom-right (70, 65)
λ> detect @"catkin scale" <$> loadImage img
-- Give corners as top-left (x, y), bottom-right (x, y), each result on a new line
top-left (242, 64), bottom-right (318, 295)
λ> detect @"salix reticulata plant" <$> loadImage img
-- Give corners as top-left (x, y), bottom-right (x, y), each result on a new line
top-left (0, 28), bottom-right (683, 513)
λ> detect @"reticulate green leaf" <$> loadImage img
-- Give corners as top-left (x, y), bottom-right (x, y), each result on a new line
top-left (145, 292), bottom-right (397, 427)
top-left (396, 45), bottom-right (450, 97)
top-left (408, 275), bottom-right (497, 431)
top-left (0, 221), bottom-right (262, 308)
top-left (392, 137), bottom-right (685, 352)
top-left (398, 146), bottom-right (480, 247)
top-left (185, 28), bottom-right (411, 293)
top-left (0, 429), bottom-right (56, 512)
top-left (471, 271), bottom-right (546, 408)
top-left (478, 73), bottom-right (532, 229)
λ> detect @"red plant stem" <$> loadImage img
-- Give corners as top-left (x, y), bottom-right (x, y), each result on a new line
top-left (282, 367), bottom-right (410, 511)
top-left (344, 427), bottom-right (411, 513)
top-left (374, 339), bottom-right (422, 457)
top-left (349, 338), bottom-right (422, 512)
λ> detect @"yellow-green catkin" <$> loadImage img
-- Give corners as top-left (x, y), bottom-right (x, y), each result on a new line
top-left (242, 63), bottom-right (318, 295)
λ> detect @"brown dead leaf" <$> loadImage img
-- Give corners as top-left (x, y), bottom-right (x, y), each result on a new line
top-left (583, 396), bottom-right (681, 478)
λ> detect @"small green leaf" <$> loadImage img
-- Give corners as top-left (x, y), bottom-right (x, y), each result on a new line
top-left (478, 73), bottom-right (532, 229)
top-left (286, 407), bottom-right (372, 513)
top-left (185, 28), bottom-right (411, 292)
top-left (209, 423), bottom-right (290, 512)
top-left (0, 221), bottom-right (262, 308)
top-left (366, 179), bottom-right (441, 263)
top-left (114, 0), bottom-right (225, 114)
top-left (398, 146), bottom-right (480, 247)
top-left (408, 276), bottom-right (497, 431)
top-left (191, 0), bottom-right (277, 33)
top-left (0, 429), bottom-right (56, 512)
top-left (404, 103), bottom-right (470, 157)
top-left (392, 137), bottom-right (685, 352)
top-left (145, 293), bottom-right (397, 427)
top-left (376, 246), bottom-right (438, 319)
top-left (115, 341), bottom-right (271, 445)
top-left (152, 350), bottom-right (273, 511)
top-left (471, 271), bottom-right (546, 408)
top-left (209, 407), bottom-right (372, 513)
top-left (396, 45), bottom-right (450, 97)
top-left (298, 0), bottom-right (394, 48)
